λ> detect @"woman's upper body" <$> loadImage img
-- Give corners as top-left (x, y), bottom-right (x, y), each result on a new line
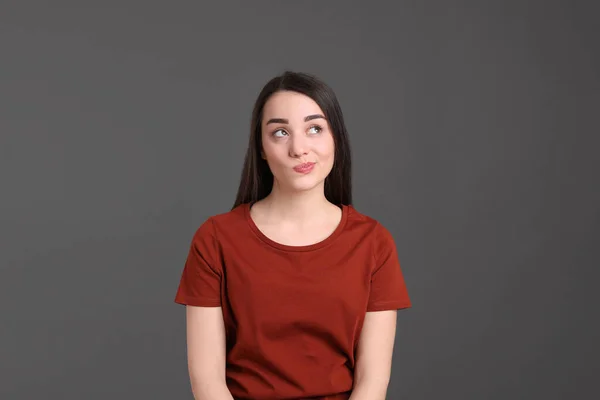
top-left (175, 201), bottom-right (411, 399)
top-left (174, 71), bottom-right (412, 400)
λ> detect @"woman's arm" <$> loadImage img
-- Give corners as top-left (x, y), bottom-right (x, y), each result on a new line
top-left (349, 310), bottom-right (398, 400)
top-left (185, 305), bottom-right (234, 400)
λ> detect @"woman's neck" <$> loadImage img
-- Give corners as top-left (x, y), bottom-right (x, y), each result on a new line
top-left (254, 184), bottom-right (335, 225)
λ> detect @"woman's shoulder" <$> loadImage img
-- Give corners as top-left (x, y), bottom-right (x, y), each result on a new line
top-left (210, 203), bottom-right (248, 224)
top-left (346, 204), bottom-right (384, 229)
top-left (346, 204), bottom-right (396, 242)
top-left (190, 203), bottom-right (249, 240)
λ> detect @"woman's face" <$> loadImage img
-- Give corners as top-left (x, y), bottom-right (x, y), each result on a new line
top-left (260, 91), bottom-right (335, 193)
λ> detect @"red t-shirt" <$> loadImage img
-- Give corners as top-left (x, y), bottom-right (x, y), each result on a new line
top-left (174, 203), bottom-right (411, 400)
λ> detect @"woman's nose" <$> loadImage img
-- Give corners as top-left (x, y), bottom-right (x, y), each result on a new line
top-left (289, 134), bottom-right (309, 157)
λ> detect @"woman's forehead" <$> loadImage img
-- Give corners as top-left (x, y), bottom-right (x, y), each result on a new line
top-left (263, 91), bottom-right (324, 120)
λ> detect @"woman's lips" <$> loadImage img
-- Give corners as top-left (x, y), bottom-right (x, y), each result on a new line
top-left (293, 162), bottom-right (315, 174)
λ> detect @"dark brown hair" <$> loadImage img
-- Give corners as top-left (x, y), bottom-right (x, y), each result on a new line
top-left (232, 71), bottom-right (352, 210)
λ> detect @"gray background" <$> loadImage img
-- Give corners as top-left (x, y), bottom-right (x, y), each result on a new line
top-left (1, 1), bottom-right (598, 399)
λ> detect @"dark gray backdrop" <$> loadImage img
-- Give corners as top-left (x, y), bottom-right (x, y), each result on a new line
top-left (1, 1), bottom-right (598, 399)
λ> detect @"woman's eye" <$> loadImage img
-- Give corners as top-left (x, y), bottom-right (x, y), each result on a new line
top-left (308, 125), bottom-right (322, 134)
top-left (273, 129), bottom-right (287, 137)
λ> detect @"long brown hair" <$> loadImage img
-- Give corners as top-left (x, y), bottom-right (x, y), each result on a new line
top-left (232, 71), bottom-right (352, 210)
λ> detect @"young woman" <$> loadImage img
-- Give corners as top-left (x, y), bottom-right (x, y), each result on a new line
top-left (174, 71), bottom-right (412, 400)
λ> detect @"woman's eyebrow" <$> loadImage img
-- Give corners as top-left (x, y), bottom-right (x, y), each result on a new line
top-left (305, 114), bottom-right (326, 122)
top-left (266, 114), bottom-right (326, 125)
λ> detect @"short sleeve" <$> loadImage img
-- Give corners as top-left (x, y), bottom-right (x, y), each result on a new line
top-left (367, 222), bottom-right (412, 312)
top-left (174, 217), bottom-right (222, 307)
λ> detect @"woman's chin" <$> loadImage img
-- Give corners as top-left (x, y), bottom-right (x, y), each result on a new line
top-left (282, 178), bottom-right (324, 193)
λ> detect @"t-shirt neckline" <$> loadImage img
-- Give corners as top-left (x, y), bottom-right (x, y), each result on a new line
top-left (243, 202), bottom-right (349, 252)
